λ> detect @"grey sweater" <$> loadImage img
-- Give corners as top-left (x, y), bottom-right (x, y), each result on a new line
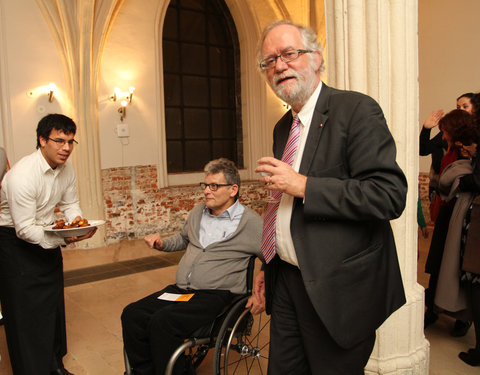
top-left (162, 203), bottom-right (263, 294)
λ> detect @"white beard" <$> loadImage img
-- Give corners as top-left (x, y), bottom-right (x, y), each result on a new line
top-left (271, 67), bottom-right (317, 109)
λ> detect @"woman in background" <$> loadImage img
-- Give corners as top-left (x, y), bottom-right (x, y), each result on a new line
top-left (420, 93), bottom-right (474, 203)
top-left (457, 92), bottom-right (480, 366)
top-left (424, 109), bottom-right (474, 337)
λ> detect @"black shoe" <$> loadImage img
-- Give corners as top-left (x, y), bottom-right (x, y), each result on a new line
top-left (459, 348), bottom-right (480, 366)
top-left (424, 309), bottom-right (438, 328)
top-left (451, 320), bottom-right (472, 337)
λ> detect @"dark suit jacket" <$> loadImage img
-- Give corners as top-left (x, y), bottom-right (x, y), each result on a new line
top-left (265, 82), bottom-right (408, 349)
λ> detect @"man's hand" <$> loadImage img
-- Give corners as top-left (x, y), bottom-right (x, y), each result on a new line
top-left (144, 233), bottom-right (163, 250)
top-left (64, 227), bottom-right (97, 244)
top-left (255, 157), bottom-right (307, 198)
top-left (423, 110), bottom-right (444, 129)
top-left (246, 271), bottom-right (266, 315)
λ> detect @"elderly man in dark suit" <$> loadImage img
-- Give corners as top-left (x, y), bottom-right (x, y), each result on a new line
top-left (247, 20), bottom-right (408, 374)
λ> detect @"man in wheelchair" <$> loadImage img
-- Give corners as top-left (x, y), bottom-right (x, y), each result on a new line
top-left (121, 158), bottom-right (263, 375)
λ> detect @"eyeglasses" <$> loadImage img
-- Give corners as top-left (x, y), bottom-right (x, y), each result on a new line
top-left (48, 137), bottom-right (78, 147)
top-left (259, 48), bottom-right (313, 70)
top-left (199, 182), bottom-right (232, 191)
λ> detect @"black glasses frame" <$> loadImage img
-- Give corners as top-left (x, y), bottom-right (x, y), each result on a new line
top-left (199, 182), bottom-right (232, 191)
top-left (259, 48), bottom-right (313, 70)
top-left (48, 137), bottom-right (78, 146)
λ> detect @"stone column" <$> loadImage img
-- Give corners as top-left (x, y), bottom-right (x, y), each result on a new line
top-left (325, 0), bottom-right (428, 373)
top-left (36, 0), bottom-right (124, 247)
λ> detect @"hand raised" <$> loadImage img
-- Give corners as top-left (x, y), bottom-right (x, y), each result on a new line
top-left (424, 109), bottom-right (444, 129)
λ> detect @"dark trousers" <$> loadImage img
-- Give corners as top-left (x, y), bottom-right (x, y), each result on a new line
top-left (121, 285), bottom-right (233, 375)
top-left (0, 226), bottom-right (67, 375)
top-left (268, 259), bottom-right (376, 375)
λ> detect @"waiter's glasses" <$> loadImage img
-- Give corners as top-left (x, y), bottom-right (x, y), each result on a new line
top-left (48, 137), bottom-right (78, 147)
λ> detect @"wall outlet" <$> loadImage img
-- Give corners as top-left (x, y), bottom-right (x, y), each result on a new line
top-left (116, 123), bottom-right (129, 138)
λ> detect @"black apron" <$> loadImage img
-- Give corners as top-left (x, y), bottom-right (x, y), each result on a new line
top-left (0, 226), bottom-right (66, 375)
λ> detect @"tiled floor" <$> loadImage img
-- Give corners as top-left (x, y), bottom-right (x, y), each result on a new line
top-left (0, 232), bottom-right (478, 374)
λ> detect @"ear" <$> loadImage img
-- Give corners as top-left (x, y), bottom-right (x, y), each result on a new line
top-left (230, 184), bottom-right (239, 198)
top-left (312, 51), bottom-right (323, 72)
top-left (39, 136), bottom-right (48, 148)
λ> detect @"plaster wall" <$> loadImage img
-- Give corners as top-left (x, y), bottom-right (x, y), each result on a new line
top-left (98, 0), bottom-right (161, 169)
top-left (1, 0), bottom-right (66, 163)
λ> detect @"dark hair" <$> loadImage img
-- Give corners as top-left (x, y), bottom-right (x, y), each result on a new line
top-left (471, 93), bottom-right (480, 123)
top-left (456, 92), bottom-right (474, 101)
top-left (36, 114), bottom-right (77, 149)
top-left (439, 109), bottom-right (479, 146)
top-left (204, 158), bottom-right (241, 199)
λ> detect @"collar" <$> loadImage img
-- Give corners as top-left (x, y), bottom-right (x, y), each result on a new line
top-left (36, 148), bottom-right (64, 175)
top-left (203, 199), bottom-right (243, 220)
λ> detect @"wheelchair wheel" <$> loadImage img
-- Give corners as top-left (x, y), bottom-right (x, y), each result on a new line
top-left (213, 299), bottom-right (270, 374)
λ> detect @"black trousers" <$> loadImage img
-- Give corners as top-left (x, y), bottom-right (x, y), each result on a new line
top-left (0, 226), bottom-right (67, 375)
top-left (268, 259), bottom-right (376, 375)
top-left (121, 285), bottom-right (233, 375)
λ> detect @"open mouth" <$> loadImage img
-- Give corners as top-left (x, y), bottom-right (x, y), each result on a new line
top-left (276, 76), bottom-right (295, 85)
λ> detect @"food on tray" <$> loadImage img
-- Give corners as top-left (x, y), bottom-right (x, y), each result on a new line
top-left (52, 218), bottom-right (90, 230)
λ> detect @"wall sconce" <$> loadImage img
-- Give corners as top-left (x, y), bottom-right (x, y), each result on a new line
top-left (27, 83), bottom-right (58, 108)
top-left (110, 87), bottom-right (135, 121)
top-left (47, 83), bottom-right (56, 102)
top-left (118, 100), bottom-right (127, 121)
top-left (47, 82), bottom-right (57, 103)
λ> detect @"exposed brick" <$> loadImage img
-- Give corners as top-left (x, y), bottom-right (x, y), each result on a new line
top-left (101, 165), bottom-right (267, 242)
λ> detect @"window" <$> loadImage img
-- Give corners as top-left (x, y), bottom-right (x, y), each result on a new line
top-left (163, 0), bottom-right (243, 173)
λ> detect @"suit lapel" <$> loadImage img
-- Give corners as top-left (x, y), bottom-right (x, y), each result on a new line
top-left (299, 83), bottom-right (331, 174)
top-left (274, 112), bottom-right (294, 159)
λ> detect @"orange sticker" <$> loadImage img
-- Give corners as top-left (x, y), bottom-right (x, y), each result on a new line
top-left (176, 293), bottom-right (194, 302)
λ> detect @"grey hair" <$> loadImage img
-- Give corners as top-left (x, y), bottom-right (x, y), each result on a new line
top-left (257, 20), bottom-right (325, 73)
top-left (204, 158), bottom-right (241, 199)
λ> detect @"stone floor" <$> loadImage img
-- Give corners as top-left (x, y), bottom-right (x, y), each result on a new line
top-left (0, 229), bottom-right (477, 374)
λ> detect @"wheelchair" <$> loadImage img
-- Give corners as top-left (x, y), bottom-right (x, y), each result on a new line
top-left (124, 256), bottom-right (270, 375)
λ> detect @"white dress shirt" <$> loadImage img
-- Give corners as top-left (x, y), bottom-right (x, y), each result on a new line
top-left (199, 199), bottom-right (245, 248)
top-left (276, 81), bottom-right (323, 267)
top-left (0, 149), bottom-right (82, 249)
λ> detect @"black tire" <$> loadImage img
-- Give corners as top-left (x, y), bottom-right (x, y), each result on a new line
top-left (213, 298), bottom-right (270, 374)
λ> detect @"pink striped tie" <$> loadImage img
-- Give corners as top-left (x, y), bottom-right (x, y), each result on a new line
top-left (261, 115), bottom-right (301, 263)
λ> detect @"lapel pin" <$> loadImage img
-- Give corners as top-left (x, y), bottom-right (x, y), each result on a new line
top-left (319, 123), bottom-right (323, 127)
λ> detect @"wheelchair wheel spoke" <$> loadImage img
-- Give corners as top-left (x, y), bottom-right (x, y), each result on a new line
top-left (214, 298), bottom-right (270, 375)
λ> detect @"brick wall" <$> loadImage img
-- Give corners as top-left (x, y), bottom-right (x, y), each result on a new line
top-left (101, 165), bottom-right (267, 242)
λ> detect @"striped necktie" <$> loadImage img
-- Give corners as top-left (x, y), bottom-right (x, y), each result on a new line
top-left (261, 115), bottom-right (301, 263)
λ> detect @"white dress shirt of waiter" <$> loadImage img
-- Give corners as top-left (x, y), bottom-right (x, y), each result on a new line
top-left (0, 113), bottom-right (96, 375)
